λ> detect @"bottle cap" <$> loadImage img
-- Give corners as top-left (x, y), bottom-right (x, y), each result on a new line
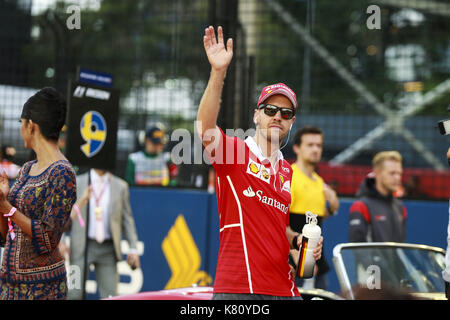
top-left (305, 211), bottom-right (318, 225)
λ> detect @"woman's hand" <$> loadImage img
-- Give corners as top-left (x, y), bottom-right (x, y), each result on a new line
top-left (0, 190), bottom-right (13, 216)
top-left (0, 171), bottom-right (10, 200)
top-left (0, 171), bottom-right (11, 215)
top-left (78, 186), bottom-right (91, 207)
top-left (0, 190), bottom-right (8, 212)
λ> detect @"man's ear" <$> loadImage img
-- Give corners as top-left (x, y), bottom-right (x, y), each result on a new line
top-left (293, 143), bottom-right (299, 154)
top-left (253, 109), bottom-right (259, 126)
top-left (372, 166), bottom-right (381, 178)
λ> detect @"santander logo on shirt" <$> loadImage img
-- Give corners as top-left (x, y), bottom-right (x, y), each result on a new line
top-left (243, 186), bottom-right (288, 215)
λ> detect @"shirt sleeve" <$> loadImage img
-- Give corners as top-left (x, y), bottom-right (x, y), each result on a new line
top-left (286, 167), bottom-right (293, 227)
top-left (349, 201), bottom-right (370, 242)
top-left (124, 157), bottom-right (136, 185)
top-left (31, 165), bottom-right (77, 255)
top-left (402, 205), bottom-right (407, 241)
top-left (2, 162), bottom-right (27, 247)
top-left (121, 181), bottom-right (139, 250)
top-left (204, 127), bottom-right (243, 175)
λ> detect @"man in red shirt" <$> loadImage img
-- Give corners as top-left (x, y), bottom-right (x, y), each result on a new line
top-left (197, 26), bottom-right (323, 300)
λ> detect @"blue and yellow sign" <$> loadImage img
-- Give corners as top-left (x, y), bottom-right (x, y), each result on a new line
top-left (162, 215), bottom-right (212, 289)
top-left (80, 111), bottom-right (107, 158)
top-left (66, 80), bottom-right (119, 171)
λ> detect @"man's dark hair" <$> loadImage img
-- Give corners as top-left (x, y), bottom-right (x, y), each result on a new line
top-left (293, 125), bottom-right (323, 146)
top-left (20, 87), bottom-right (67, 141)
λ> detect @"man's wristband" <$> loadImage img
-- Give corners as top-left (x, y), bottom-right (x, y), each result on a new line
top-left (292, 235), bottom-right (300, 250)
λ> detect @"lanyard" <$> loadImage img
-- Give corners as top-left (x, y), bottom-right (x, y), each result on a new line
top-left (90, 176), bottom-right (109, 207)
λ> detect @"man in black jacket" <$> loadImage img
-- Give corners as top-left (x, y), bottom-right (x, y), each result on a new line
top-left (349, 151), bottom-right (407, 242)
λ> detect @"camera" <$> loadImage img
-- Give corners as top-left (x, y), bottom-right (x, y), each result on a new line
top-left (437, 105), bottom-right (450, 166)
top-left (437, 105), bottom-right (450, 136)
top-left (438, 119), bottom-right (450, 135)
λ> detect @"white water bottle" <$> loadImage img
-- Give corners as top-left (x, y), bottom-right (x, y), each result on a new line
top-left (296, 211), bottom-right (322, 279)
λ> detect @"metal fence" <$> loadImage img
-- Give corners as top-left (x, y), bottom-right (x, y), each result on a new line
top-left (0, 0), bottom-right (449, 199)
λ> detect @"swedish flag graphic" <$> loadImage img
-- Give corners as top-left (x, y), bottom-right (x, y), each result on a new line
top-left (80, 111), bottom-right (107, 158)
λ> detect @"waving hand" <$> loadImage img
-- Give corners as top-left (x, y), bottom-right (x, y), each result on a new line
top-left (203, 26), bottom-right (233, 71)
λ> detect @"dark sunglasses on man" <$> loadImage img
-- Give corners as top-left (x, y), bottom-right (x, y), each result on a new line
top-left (258, 104), bottom-right (295, 120)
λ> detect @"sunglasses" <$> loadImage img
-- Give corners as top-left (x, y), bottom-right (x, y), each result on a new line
top-left (258, 104), bottom-right (295, 120)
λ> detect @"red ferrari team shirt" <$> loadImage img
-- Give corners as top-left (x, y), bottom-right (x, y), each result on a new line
top-left (207, 128), bottom-right (299, 297)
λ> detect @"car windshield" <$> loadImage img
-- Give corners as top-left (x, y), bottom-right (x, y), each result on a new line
top-left (339, 246), bottom-right (446, 293)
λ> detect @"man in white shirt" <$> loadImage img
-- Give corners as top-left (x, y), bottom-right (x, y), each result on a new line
top-left (68, 168), bottom-right (140, 299)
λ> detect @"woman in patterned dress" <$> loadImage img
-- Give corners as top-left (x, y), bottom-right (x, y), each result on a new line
top-left (0, 87), bottom-right (76, 300)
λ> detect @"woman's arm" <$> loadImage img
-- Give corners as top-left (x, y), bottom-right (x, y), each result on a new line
top-left (0, 205), bottom-right (8, 244)
top-left (0, 172), bottom-right (13, 242)
top-left (0, 202), bottom-right (32, 237)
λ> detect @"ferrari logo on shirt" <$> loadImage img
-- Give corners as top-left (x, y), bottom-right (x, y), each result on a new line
top-left (279, 174), bottom-right (291, 193)
top-left (246, 160), bottom-right (270, 184)
top-left (282, 180), bottom-right (291, 193)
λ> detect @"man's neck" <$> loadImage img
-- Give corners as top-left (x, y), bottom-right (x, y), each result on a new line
top-left (375, 181), bottom-right (391, 197)
top-left (144, 149), bottom-right (158, 157)
top-left (254, 129), bottom-right (280, 156)
top-left (254, 133), bottom-right (280, 168)
top-left (94, 169), bottom-right (107, 176)
top-left (296, 159), bottom-right (315, 178)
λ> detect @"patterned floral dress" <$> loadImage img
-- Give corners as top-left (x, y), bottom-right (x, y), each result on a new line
top-left (0, 160), bottom-right (76, 300)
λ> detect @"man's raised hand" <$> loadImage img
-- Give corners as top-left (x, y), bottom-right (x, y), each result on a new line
top-left (203, 26), bottom-right (233, 71)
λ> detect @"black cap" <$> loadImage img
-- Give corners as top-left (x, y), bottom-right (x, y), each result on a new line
top-left (145, 127), bottom-right (165, 144)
